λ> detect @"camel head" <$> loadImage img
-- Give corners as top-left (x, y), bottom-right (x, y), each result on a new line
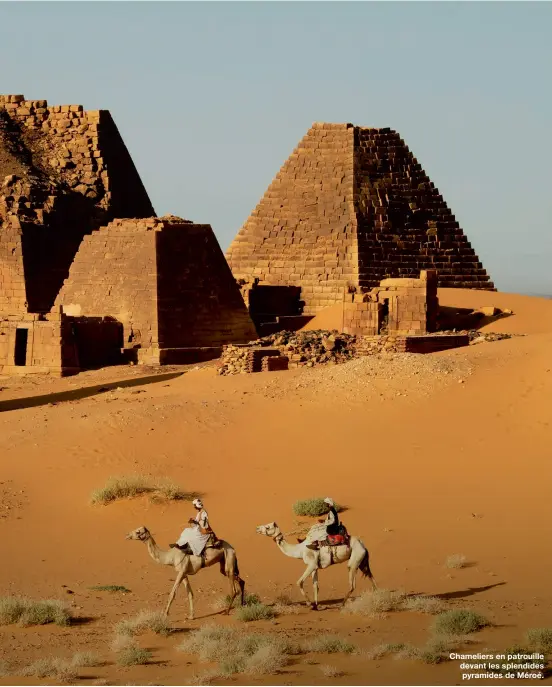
top-left (126, 526), bottom-right (151, 542)
top-left (256, 522), bottom-right (281, 539)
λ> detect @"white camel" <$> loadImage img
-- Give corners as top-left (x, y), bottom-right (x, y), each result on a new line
top-left (126, 526), bottom-right (245, 619)
top-left (256, 521), bottom-right (376, 610)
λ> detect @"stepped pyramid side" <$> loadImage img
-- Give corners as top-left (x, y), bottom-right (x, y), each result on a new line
top-left (227, 123), bottom-right (360, 315)
top-left (227, 122), bottom-right (494, 315)
top-left (0, 94), bottom-right (154, 315)
top-left (353, 127), bottom-right (494, 290)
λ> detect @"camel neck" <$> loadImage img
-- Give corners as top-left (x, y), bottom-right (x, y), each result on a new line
top-left (145, 536), bottom-right (174, 566)
top-left (275, 534), bottom-right (305, 560)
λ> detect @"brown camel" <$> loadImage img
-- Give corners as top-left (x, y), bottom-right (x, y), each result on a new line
top-left (126, 526), bottom-right (245, 619)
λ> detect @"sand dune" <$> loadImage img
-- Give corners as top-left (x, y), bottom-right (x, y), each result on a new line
top-left (0, 290), bottom-right (551, 685)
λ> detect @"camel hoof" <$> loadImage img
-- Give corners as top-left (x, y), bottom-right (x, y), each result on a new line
top-left (311, 603), bottom-right (318, 611)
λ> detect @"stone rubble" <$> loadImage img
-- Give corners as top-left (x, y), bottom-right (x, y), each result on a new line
top-left (217, 328), bottom-right (518, 376)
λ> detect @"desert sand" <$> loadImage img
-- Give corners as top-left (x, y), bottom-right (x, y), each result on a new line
top-left (0, 288), bottom-right (551, 686)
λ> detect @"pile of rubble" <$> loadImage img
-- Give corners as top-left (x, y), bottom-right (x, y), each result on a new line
top-left (216, 329), bottom-right (516, 376)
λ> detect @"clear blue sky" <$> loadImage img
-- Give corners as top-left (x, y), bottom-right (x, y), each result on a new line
top-left (1, 2), bottom-right (551, 295)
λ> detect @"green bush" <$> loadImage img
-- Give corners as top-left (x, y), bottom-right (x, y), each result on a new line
top-left (432, 609), bottom-right (489, 636)
top-left (293, 498), bottom-right (343, 517)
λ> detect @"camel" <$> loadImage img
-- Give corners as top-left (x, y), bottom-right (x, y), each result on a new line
top-left (256, 522), bottom-right (377, 610)
top-left (126, 526), bottom-right (245, 619)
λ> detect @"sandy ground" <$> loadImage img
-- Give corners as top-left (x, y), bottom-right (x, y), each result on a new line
top-left (0, 289), bottom-right (551, 686)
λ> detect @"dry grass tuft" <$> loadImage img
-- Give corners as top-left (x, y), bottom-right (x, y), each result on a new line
top-left (273, 593), bottom-right (301, 616)
top-left (211, 592), bottom-right (261, 612)
top-left (293, 498), bottom-right (343, 517)
top-left (304, 634), bottom-right (357, 654)
top-left (342, 588), bottom-right (406, 616)
top-left (116, 646), bottom-right (152, 666)
top-left (320, 664), bottom-right (345, 677)
top-left (0, 660), bottom-right (9, 677)
top-left (445, 554), bottom-right (468, 569)
top-left (184, 670), bottom-right (222, 686)
top-left (432, 609), bottom-right (489, 636)
top-left (178, 625), bottom-right (294, 675)
top-left (114, 609), bottom-right (171, 637)
top-left (90, 474), bottom-right (193, 505)
top-left (236, 602), bottom-right (277, 622)
top-left (404, 595), bottom-right (445, 614)
top-left (525, 628), bottom-right (552, 654)
top-left (0, 596), bottom-right (71, 627)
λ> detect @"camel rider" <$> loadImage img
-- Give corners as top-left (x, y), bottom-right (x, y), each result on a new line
top-left (322, 497), bottom-right (341, 537)
top-left (303, 497), bottom-right (341, 550)
top-left (170, 499), bottom-right (219, 556)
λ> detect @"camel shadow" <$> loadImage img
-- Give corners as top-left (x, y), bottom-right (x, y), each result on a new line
top-left (433, 582), bottom-right (506, 600)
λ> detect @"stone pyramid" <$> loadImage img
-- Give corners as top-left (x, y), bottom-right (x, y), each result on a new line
top-left (227, 122), bottom-right (495, 315)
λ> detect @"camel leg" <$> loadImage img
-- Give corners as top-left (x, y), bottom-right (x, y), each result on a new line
top-left (165, 570), bottom-right (186, 617)
top-left (297, 561), bottom-right (318, 609)
top-left (182, 576), bottom-right (194, 620)
top-left (342, 564), bottom-right (358, 607)
top-left (311, 569), bottom-right (319, 611)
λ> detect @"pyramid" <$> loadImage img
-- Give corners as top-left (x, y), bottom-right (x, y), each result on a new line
top-left (0, 94), bottom-right (154, 315)
top-left (227, 122), bottom-right (495, 315)
top-left (55, 216), bottom-right (257, 364)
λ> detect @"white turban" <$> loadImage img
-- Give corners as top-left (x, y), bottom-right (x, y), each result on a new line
top-left (323, 497), bottom-right (334, 507)
top-left (192, 498), bottom-right (203, 509)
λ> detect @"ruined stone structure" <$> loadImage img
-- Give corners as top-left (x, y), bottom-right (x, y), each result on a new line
top-left (0, 94), bottom-right (256, 375)
top-left (342, 269), bottom-right (438, 336)
top-left (227, 122), bottom-right (495, 322)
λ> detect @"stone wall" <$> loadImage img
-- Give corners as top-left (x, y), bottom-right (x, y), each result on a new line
top-left (227, 122), bottom-right (494, 316)
top-left (55, 217), bottom-right (257, 365)
top-left (0, 313), bottom-right (79, 376)
top-left (343, 270), bottom-right (438, 336)
top-left (0, 93), bottom-right (155, 315)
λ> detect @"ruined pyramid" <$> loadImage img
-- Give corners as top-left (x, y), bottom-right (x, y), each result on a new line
top-left (227, 122), bottom-right (495, 315)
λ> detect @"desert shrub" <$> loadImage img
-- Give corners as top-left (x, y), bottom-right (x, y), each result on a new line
top-left (445, 554), bottom-right (468, 569)
top-left (343, 588), bottom-right (406, 616)
top-left (432, 609), bottom-right (489, 636)
top-left (0, 660), bottom-right (9, 677)
top-left (114, 609), bottom-right (171, 637)
top-left (243, 644), bottom-right (289, 675)
top-left (364, 643), bottom-right (407, 659)
top-left (90, 474), bottom-right (191, 505)
top-left (304, 634), bottom-right (357, 654)
top-left (116, 646), bottom-right (152, 666)
top-left (525, 628), bottom-right (552, 654)
top-left (320, 664), bottom-right (345, 677)
top-left (395, 638), bottom-right (453, 664)
top-left (111, 633), bottom-right (137, 652)
top-left (21, 658), bottom-right (78, 683)
top-left (185, 670), bottom-right (221, 686)
top-left (293, 498), bottom-right (343, 517)
top-left (236, 603), bottom-right (276, 622)
top-left (0, 596), bottom-right (71, 627)
top-left (404, 595), bottom-right (444, 614)
top-left (178, 625), bottom-right (294, 675)
top-left (71, 651), bottom-right (102, 668)
top-left (90, 585), bottom-right (131, 593)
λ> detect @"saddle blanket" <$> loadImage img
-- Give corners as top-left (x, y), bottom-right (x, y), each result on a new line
top-left (323, 533), bottom-right (350, 547)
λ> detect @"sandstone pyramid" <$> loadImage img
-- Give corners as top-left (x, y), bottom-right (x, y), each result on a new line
top-left (55, 216), bottom-right (258, 364)
top-left (227, 122), bottom-right (495, 315)
top-left (0, 94), bottom-right (154, 315)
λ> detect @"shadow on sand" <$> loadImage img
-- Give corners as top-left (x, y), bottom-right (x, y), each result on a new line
top-left (0, 371), bottom-right (184, 414)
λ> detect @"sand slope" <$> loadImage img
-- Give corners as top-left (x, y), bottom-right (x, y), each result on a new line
top-left (0, 290), bottom-right (551, 685)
